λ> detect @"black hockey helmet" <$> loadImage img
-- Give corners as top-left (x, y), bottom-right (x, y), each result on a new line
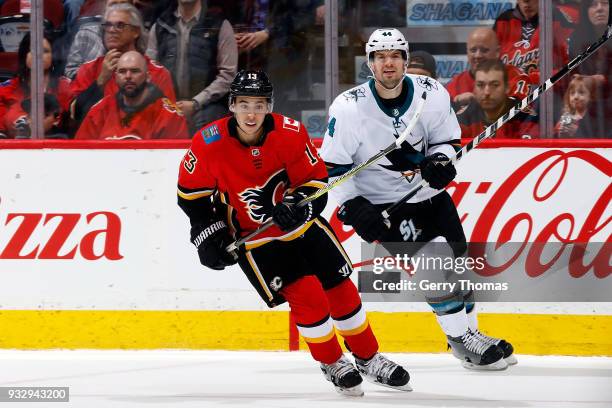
top-left (229, 70), bottom-right (274, 106)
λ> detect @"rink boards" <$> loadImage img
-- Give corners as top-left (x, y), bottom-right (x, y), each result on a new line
top-left (0, 140), bottom-right (610, 355)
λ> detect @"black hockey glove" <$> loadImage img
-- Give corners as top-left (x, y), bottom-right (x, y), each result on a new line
top-left (420, 153), bottom-right (456, 190)
top-left (190, 220), bottom-right (237, 270)
top-left (272, 192), bottom-right (313, 232)
top-left (337, 196), bottom-right (388, 243)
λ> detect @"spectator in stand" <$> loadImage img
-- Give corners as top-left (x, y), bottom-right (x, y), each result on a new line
top-left (555, 0), bottom-right (580, 24)
top-left (446, 28), bottom-right (533, 111)
top-left (70, 3), bottom-right (176, 124)
top-left (265, 0), bottom-right (324, 119)
top-left (457, 60), bottom-right (539, 140)
top-left (76, 51), bottom-right (188, 139)
top-left (0, 33), bottom-right (72, 139)
top-left (133, 0), bottom-right (172, 29)
top-left (567, 0), bottom-right (611, 138)
top-left (146, 0), bottom-right (238, 130)
top-left (15, 94), bottom-right (69, 139)
top-left (405, 50), bottom-right (437, 78)
top-left (64, 0), bottom-right (134, 79)
top-left (493, 0), bottom-right (573, 84)
top-left (223, 0), bottom-right (272, 71)
top-left (76, 0), bottom-right (169, 26)
top-left (63, 0), bottom-right (85, 27)
top-left (554, 75), bottom-right (608, 138)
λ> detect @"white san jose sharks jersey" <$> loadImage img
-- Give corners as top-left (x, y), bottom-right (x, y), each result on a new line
top-left (320, 74), bottom-right (461, 205)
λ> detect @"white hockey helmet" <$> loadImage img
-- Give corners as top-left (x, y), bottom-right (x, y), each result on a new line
top-left (365, 28), bottom-right (409, 62)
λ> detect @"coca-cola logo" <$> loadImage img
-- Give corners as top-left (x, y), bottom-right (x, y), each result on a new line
top-left (0, 206), bottom-right (123, 260)
top-left (465, 150), bottom-right (610, 278)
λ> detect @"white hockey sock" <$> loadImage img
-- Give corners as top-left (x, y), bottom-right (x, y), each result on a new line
top-left (466, 306), bottom-right (478, 332)
top-left (435, 309), bottom-right (468, 338)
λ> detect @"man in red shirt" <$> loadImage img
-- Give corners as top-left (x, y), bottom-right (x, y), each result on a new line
top-left (76, 51), bottom-right (188, 139)
top-left (446, 28), bottom-right (533, 111)
top-left (493, 0), bottom-right (573, 84)
top-left (177, 70), bottom-right (410, 396)
top-left (458, 60), bottom-right (539, 139)
top-left (70, 3), bottom-right (176, 123)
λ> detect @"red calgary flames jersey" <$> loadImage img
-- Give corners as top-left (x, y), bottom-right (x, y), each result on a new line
top-left (445, 64), bottom-right (533, 103)
top-left (177, 113), bottom-right (327, 248)
top-left (75, 92), bottom-right (189, 140)
top-left (0, 76), bottom-right (72, 136)
top-left (494, 7), bottom-right (573, 84)
top-left (458, 99), bottom-right (539, 139)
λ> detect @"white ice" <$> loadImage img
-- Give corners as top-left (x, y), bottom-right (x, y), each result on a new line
top-left (0, 350), bottom-right (610, 408)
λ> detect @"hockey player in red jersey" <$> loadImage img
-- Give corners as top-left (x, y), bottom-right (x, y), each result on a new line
top-left (177, 70), bottom-right (411, 396)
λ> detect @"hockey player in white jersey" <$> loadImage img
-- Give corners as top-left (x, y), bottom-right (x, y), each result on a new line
top-left (320, 28), bottom-right (517, 370)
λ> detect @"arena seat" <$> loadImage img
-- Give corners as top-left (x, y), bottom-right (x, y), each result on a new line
top-left (0, 0), bottom-right (64, 29)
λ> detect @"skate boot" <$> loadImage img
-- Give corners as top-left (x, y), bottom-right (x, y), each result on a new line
top-left (473, 330), bottom-right (517, 365)
top-left (447, 329), bottom-right (508, 371)
top-left (354, 353), bottom-right (412, 391)
top-left (320, 355), bottom-right (364, 397)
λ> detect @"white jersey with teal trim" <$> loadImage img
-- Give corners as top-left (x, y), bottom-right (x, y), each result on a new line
top-left (320, 74), bottom-right (461, 206)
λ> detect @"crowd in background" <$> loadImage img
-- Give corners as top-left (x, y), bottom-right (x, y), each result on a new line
top-left (0, 0), bottom-right (609, 140)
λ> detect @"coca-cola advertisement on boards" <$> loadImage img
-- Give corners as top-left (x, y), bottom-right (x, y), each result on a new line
top-left (0, 145), bottom-right (609, 310)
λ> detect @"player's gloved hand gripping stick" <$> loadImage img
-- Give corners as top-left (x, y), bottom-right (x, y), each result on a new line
top-left (226, 91), bottom-right (428, 253)
top-left (382, 15), bottom-right (612, 221)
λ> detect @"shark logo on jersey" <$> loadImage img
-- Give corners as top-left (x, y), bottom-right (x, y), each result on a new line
top-left (416, 76), bottom-right (437, 91)
top-left (343, 87), bottom-right (366, 102)
top-left (238, 169), bottom-right (289, 224)
top-left (380, 134), bottom-right (425, 182)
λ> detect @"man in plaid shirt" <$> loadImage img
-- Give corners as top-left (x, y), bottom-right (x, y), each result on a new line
top-left (64, 0), bottom-right (133, 79)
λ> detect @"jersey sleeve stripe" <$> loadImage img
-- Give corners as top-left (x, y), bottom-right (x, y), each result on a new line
top-left (429, 139), bottom-right (462, 152)
top-left (297, 180), bottom-right (327, 190)
top-left (177, 187), bottom-right (214, 200)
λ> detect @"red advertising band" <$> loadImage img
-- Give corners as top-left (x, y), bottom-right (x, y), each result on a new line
top-left (382, 9), bottom-right (612, 220)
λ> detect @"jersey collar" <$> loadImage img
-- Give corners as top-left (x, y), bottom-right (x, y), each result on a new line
top-left (368, 76), bottom-right (414, 119)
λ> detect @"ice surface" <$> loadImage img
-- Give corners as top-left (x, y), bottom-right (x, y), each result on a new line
top-left (0, 350), bottom-right (610, 408)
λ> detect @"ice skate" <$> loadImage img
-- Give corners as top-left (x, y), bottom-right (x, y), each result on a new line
top-left (354, 353), bottom-right (412, 391)
top-left (447, 329), bottom-right (508, 371)
top-left (473, 329), bottom-right (517, 365)
top-left (320, 355), bottom-right (364, 397)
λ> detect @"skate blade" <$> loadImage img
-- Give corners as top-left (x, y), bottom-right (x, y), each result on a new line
top-left (462, 358), bottom-right (508, 371)
top-left (363, 376), bottom-right (413, 392)
top-left (335, 384), bottom-right (364, 397)
top-left (505, 354), bottom-right (518, 365)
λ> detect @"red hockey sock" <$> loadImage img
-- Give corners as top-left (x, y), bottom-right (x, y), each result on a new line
top-left (281, 276), bottom-right (342, 365)
top-left (326, 279), bottom-right (378, 360)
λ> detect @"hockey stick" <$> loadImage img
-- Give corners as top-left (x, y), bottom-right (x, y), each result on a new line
top-left (226, 91), bottom-right (428, 252)
top-left (381, 19), bottom-right (612, 220)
